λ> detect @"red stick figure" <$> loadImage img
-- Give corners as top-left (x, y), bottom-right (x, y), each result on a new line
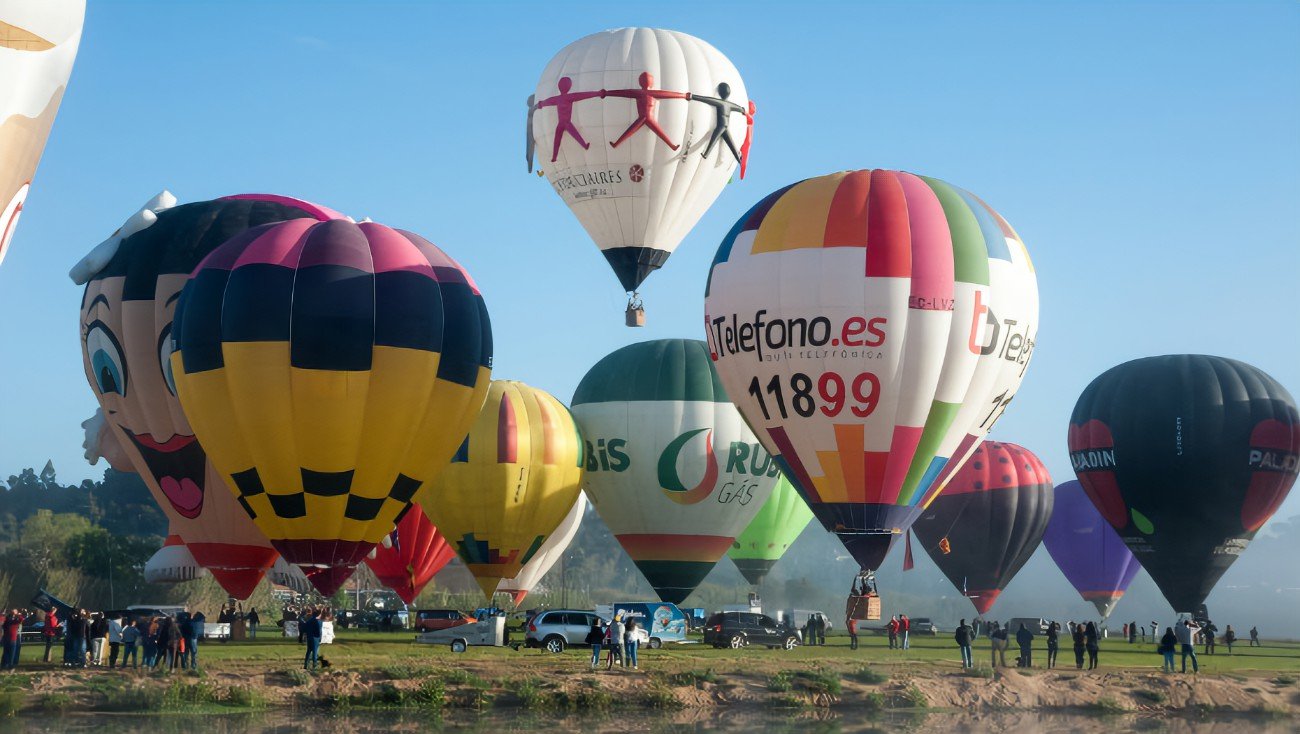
top-left (536, 76), bottom-right (603, 162)
top-left (740, 101), bottom-right (755, 179)
top-left (607, 72), bottom-right (688, 150)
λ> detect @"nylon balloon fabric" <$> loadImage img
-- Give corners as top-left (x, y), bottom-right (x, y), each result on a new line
top-left (705, 170), bottom-right (1039, 572)
top-left (1042, 480), bottom-right (1141, 619)
top-left (364, 502), bottom-right (455, 605)
top-left (728, 475), bottom-right (813, 586)
top-left (420, 380), bottom-right (584, 601)
top-left (496, 492), bottom-right (586, 606)
top-left (911, 441), bottom-right (1053, 614)
top-left (171, 217), bottom-right (493, 596)
top-left (572, 339), bottom-right (780, 604)
top-left (0, 0), bottom-right (83, 265)
top-left (1069, 355), bottom-right (1298, 613)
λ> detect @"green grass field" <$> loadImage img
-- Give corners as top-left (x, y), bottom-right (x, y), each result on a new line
top-left (30, 628), bottom-right (1293, 678)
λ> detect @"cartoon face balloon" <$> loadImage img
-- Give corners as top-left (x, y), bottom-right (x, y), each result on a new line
top-left (705, 170), bottom-right (1039, 572)
top-left (0, 0), bottom-right (84, 265)
top-left (78, 193), bottom-right (340, 598)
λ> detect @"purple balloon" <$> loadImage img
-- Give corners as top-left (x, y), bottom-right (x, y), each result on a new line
top-left (1043, 480), bottom-right (1142, 619)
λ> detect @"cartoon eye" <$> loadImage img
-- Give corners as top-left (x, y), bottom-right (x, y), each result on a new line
top-left (158, 324), bottom-right (177, 396)
top-left (86, 320), bottom-right (128, 396)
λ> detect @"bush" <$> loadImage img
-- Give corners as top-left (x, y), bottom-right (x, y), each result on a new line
top-left (224, 686), bottom-right (266, 709)
top-left (1134, 689), bottom-right (1166, 704)
top-left (668, 669), bottom-right (718, 687)
top-left (381, 664), bottom-right (428, 680)
top-left (899, 684), bottom-right (928, 709)
top-left (768, 693), bottom-right (806, 709)
top-left (961, 665), bottom-right (995, 679)
top-left (794, 669), bottom-right (842, 696)
top-left (849, 665), bottom-right (889, 685)
top-left (355, 683), bottom-right (405, 708)
top-left (766, 671), bottom-right (793, 692)
top-left (97, 684), bottom-right (165, 712)
top-left (411, 678), bottom-right (446, 709)
top-left (1086, 696), bottom-right (1126, 714)
top-left (1272, 675), bottom-right (1296, 686)
top-left (440, 668), bottom-right (488, 689)
top-left (0, 691), bottom-right (22, 717)
top-left (286, 668), bottom-right (312, 686)
top-left (39, 693), bottom-right (73, 714)
top-left (863, 691), bottom-right (886, 712)
top-left (638, 685), bottom-right (682, 709)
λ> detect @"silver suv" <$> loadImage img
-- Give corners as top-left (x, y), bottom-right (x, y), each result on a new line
top-left (526, 610), bottom-right (604, 653)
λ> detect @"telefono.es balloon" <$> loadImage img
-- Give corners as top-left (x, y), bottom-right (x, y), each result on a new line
top-left (705, 169), bottom-right (1038, 574)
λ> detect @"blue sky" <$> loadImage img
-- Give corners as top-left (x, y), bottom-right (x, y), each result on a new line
top-left (1, 1), bottom-right (1297, 521)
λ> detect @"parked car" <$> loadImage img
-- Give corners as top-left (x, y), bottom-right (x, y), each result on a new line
top-left (703, 611), bottom-right (800, 650)
top-left (778, 609), bottom-right (834, 633)
top-left (526, 609), bottom-right (605, 653)
top-left (910, 617), bottom-right (940, 635)
top-left (414, 609), bottom-right (474, 632)
top-left (1003, 617), bottom-right (1049, 636)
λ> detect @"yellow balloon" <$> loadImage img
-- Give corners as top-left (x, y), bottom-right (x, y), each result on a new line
top-left (421, 380), bottom-right (583, 600)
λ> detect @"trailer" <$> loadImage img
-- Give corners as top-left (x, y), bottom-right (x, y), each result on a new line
top-left (415, 615), bottom-right (509, 652)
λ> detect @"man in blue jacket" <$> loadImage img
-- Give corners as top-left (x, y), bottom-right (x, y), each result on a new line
top-left (303, 608), bottom-right (323, 671)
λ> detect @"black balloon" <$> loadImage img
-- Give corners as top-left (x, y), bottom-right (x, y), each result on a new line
top-left (1068, 355), bottom-right (1299, 612)
top-left (912, 441), bottom-right (1054, 615)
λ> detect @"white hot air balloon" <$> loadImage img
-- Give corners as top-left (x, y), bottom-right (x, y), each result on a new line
top-left (530, 27), bottom-right (753, 323)
top-left (143, 534), bottom-right (209, 584)
top-left (0, 0), bottom-right (84, 265)
top-left (495, 492), bottom-right (586, 606)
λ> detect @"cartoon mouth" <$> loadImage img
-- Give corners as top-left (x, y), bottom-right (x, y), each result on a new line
top-left (122, 429), bottom-right (206, 519)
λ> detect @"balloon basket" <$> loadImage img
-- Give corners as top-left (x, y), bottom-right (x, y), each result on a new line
top-left (846, 593), bottom-right (881, 621)
top-left (625, 296), bottom-right (645, 327)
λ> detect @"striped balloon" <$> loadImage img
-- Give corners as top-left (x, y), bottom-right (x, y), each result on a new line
top-left (572, 339), bottom-right (779, 604)
top-left (704, 169), bottom-right (1038, 572)
top-left (420, 381), bottom-right (584, 600)
top-left (495, 492), bottom-right (586, 606)
top-left (728, 475), bottom-right (813, 586)
top-left (532, 28), bottom-right (751, 297)
top-left (143, 534), bottom-right (209, 585)
top-left (172, 217), bottom-right (493, 596)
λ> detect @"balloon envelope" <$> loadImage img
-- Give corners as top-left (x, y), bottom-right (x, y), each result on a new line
top-left (422, 380), bottom-right (583, 600)
top-left (143, 534), bottom-right (208, 585)
top-left (79, 196), bottom-right (338, 598)
top-left (704, 170), bottom-right (1039, 571)
top-left (364, 502), bottom-right (455, 605)
top-left (1069, 355), bottom-right (1298, 612)
top-left (572, 339), bottom-right (779, 604)
top-left (172, 216), bottom-right (493, 595)
top-left (912, 441), bottom-right (1053, 614)
top-left (0, 0), bottom-right (83, 265)
top-left (1043, 480), bottom-right (1141, 619)
top-left (532, 27), bottom-right (751, 295)
top-left (496, 491), bottom-right (587, 605)
top-left (728, 475), bottom-right (813, 586)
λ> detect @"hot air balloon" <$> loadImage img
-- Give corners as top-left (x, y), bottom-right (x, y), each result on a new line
top-left (76, 193), bottom-right (344, 599)
top-left (728, 475), bottom-right (813, 587)
top-left (143, 533), bottom-right (208, 585)
top-left (1043, 480), bottom-right (1141, 620)
top-left (911, 441), bottom-right (1053, 614)
top-left (171, 215), bottom-right (493, 596)
top-left (496, 492), bottom-right (586, 606)
top-left (0, 0), bottom-right (83, 265)
top-left (704, 170), bottom-right (1039, 574)
top-left (267, 555), bottom-right (314, 597)
top-left (364, 502), bottom-right (456, 605)
top-left (1069, 355), bottom-right (1298, 613)
top-left (421, 380), bottom-right (583, 600)
top-left (572, 339), bottom-right (780, 604)
top-left (530, 27), bottom-right (753, 322)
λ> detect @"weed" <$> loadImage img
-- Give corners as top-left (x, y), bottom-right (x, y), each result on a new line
top-left (354, 682), bottom-right (405, 708)
top-left (862, 691), bottom-right (886, 712)
top-left (848, 665), bottom-right (888, 685)
top-left (440, 668), bottom-right (488, 689)
top-left (0, 691), bottom-right (21, 717)
top-left (97, 684), bottom-right (164, 712)
top-left (1086, 696), bottom-right (1126, 714)
top-left (1272, 674), bottom-right (1296, 686)
top-left (39, 692), bottom-right (73, 714)
top-left (638, 685), bottom-right (682, 709)
top-left (961, 665), bottom-right (995, 679)
top-left (794, 668), bottom-right (842, 696)
top-left (381, 664), bottom-right (427, 680)
top-left (223, 685), bottom-right (266, 709)
top-left (899, 684), bottom-right (928, 709)
top-left (285, 668), bottom-right (312, 686)
top-left (668, 668), bottom-right (718, 687)
top-left (411, 678), bottom-right (446, 709)
top-left (514, 678), bottom-right (550, 709)
top-left (768, 693), bottom-right (807, 709)
top-left (766, 671), bottom-right (793, 692)
top-left (1133, 689), bottom-right (1166, 704)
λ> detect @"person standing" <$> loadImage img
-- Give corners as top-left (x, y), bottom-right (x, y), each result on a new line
top-left (847, 617), bottom-right (859, 651)
top-left (1223, 625), bottom-right (1236, 653)
top-left (606, 615), bottom-right (625, 669)
top-left (121, 619), bottom-right (140, 668)
top-left (75, 610), bottom-right (91, 667)
top-left (1249, 626), bottom-right (1260, 647)
top-left (1176, 619), bottom-right (1200, 673)
top-left (89, 613), bottom-right (108, 666)
top-left (1159, 626), bottom-right (1178, 672)
top-left (1122, 622), bottom-right (1129, 642)
top-left (1046, 621), bottom-right (1060, 669)
top-left (1203, 620), bottom-right (1217, 655)
top-left (42, 609), bottom-right (59, 663)
top-left (162, 617), bottom-right (181, 670)
top-left (1015, 623), bottom-right (1034, 668)
top-left (62, 611), bottom-right (79, 667)
top-left (302, 609), bottom-right (323, 671)
top-left (817, 614), bottom-right (827, 646)
top-left (625, 618), bottom-right (640, 670)
top-left (585, 618), bottom-right (604, 669)
top-left (887, 615), bottom-right (899, 649)
top-left (990, 622), bottom-right (1008, 667)
top-left (900, 614), bottom-right (911, 650)
top-left (107, 614), bottom-right (123, 669)
top-left (955, 619), bottom-right (973, 669)
top-left (0, 609), bottom-right (22, 669)
top-left (188, 611), bottom-right (204, 670)
top-left (1085, 621), bottom-right (1100, 670)
top-left (177, 613), bottom-right (194, 670)
top-left (247, 608), bottom-right (260, 640)
top-left (142, 617), bottom-right (159, 668)
top-left (1072, 621), bottom-right (1086, 669)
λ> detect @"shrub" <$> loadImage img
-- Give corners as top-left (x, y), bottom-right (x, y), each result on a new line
top-left (411, 678), bottom-right (446, 709)
top-left (1087, 696), bottom-right (1126, 714)
top-left (440, 668), bottom-right (488, 689)
top-left (224, 686), bottom-right (266, 709)
top-left (1272, 675), bottom-right (1296, 686)
top-left (899, 684), bottom-right (928, 709)
top-left (39, 692), bottom-right (73, 714)
top-left (1134, 689), bottom-right (1166, 704)
top-left (862, 691), bottom-right (886, 712)
top-left (669, 669), bottom-right (718, 687)
top-left (638, 685), bottom-right (682, 709)
top-left (286, 669), bottom-right (311, 686)
top-left (961, 665), bottom-right (995, 679)
top-left (794, 668), bottom-right (842, 696)
top-left (766, 671), bottom-right (793, 692)
top-left (768, 693), bottom-right (806, 709)
top-left (381, 664), bottom-right (428, 680)
top-left (0, 691), bottom-right (22, 717)
top-left (849, 665), bottom-right (889, 685)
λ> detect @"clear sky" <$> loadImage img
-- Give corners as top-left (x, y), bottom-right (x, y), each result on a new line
top-left (1, 1), bottom-right (1297, 522)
